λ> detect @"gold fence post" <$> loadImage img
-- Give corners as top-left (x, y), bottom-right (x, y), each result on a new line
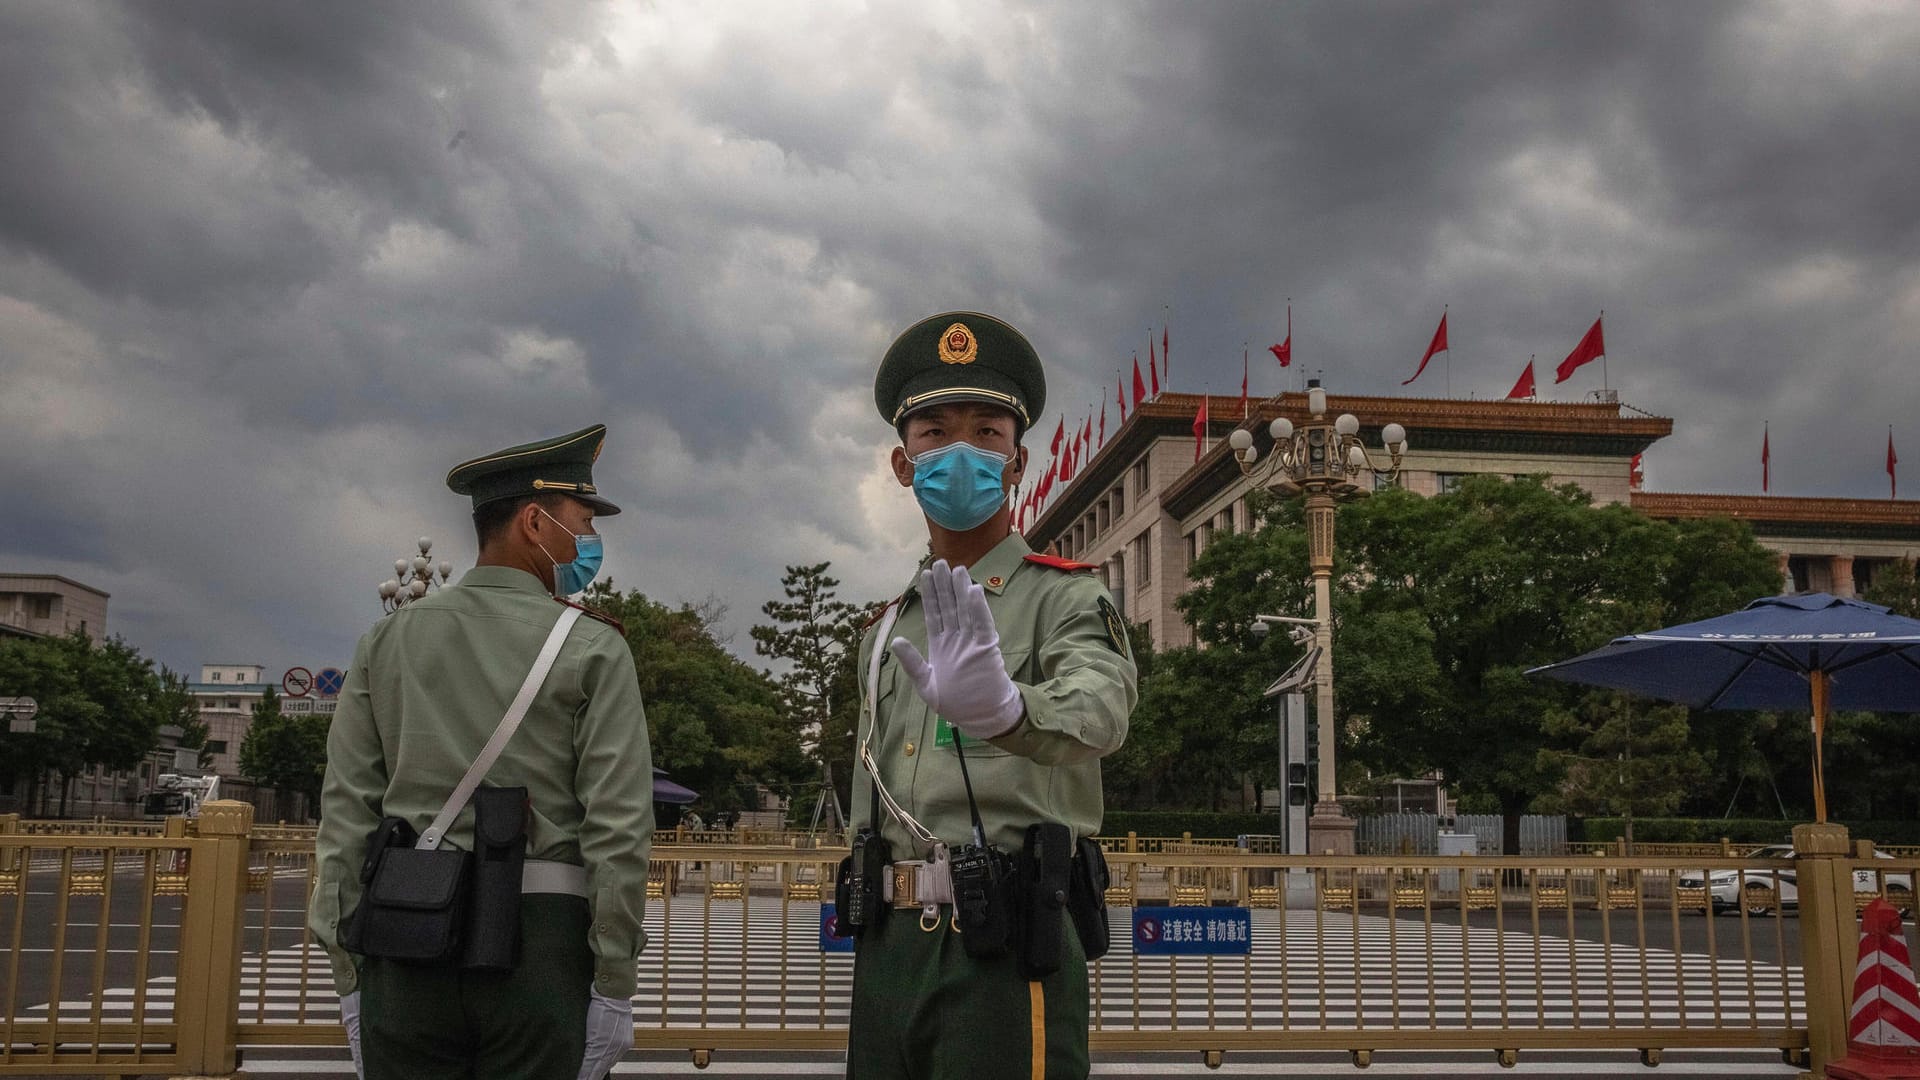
top-left (170, 800), bottom-right (255, 1079)
top-left (1791, 821), bottom-right (1855, 1075)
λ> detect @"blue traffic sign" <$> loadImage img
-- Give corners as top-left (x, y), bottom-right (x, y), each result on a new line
top-left (819, 903), bottom-right (855, 953)
top-left (1132, 906), bottom-right (1252, 956)
top-left (315, 668), bottom-right (346, 697)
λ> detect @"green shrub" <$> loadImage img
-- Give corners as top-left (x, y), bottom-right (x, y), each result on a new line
top-left (1098, 811), bottom-right (1282, 839)
top-left (1580, 817), bottom-right (1920, 846)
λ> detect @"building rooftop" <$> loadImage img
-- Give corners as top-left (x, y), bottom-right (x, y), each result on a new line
top-left (0, 573), bottom-right (111, 599)
top-left (1632, 492), bottom-right (1920, 542)
top-left (1033, 390), bottom-right (1674, 536)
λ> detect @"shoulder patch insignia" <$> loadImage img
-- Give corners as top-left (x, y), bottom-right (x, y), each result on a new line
top-left (1097, 596), bottom-right (1130, 657)
top-left (1023, 553), bottom-right (1099, 572)
top-left (557, 596), bottom-right (625, 636)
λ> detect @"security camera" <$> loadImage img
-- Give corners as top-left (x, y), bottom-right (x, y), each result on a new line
top-left (1249, 620), bottom-right (1270, 640)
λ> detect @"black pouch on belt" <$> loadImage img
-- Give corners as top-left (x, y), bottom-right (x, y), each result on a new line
top-left (462, 785), bottom-right (528, 972)
top-left (833, 827), bottom-right (890, 937)
top-left (1017, 823), bottom-right (1073, 978)
top-left (952, 842), bottom-right (1017, 959)
top-left (343, 824), bottom-right (471, 964)
top-left (1067, 835), bottom-right (1112, 960)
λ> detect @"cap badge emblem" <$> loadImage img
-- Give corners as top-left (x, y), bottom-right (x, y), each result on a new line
top-left (938, 323), bottom-right (978, 365)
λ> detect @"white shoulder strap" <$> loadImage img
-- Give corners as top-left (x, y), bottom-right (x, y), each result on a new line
top-left (859, 598), bottom-right (938, 849)
top-left (418, 606), bottom-right (583, 851)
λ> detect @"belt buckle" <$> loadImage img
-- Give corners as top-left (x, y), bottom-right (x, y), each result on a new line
top-left (891, 863), bottom-right (919, 909)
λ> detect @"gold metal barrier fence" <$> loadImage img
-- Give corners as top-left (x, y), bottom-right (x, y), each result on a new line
top-left (1, 811), bottom-right (1902, 1075)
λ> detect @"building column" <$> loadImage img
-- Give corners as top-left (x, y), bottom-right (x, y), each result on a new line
top-left (1829, 555), bottom-right (1856, 599)
top-left (1776, 552), bottom-right (1793, 595)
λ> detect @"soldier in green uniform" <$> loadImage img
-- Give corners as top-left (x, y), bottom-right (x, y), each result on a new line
top-left (848, 313), bottom-right (1138, 1079)
top-left (310, 424), bottom-right (654, 1080)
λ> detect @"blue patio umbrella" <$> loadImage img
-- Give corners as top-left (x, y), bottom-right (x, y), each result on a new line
top-left (1527, 593), bottom-right (1920, 823)
top-left (652, 767), bottom-right (699, 805)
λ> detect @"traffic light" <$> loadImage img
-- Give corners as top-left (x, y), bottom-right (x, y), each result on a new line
top-left (1287, 763), bottom-right (1310, 807)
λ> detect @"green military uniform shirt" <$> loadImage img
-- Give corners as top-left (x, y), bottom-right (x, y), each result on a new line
top-left (852, 532), bottom-right (1136, 856)
top-left (310, 565), bottom-right (655, 998)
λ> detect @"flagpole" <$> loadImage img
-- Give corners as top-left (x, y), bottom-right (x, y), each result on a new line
top-left (1445, 304), bottom-right (1452, 399)
top-left (1152, 303), bottom-right (1167, 390)
top-left (1600, 309), bottom-right (1608, 392)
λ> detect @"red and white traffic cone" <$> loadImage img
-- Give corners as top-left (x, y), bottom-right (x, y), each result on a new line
top-left (1828, 898), bottom-right (1920, 1080)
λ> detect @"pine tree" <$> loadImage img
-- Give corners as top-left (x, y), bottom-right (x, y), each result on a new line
top-left (749, 563), bottom-right (878, 829)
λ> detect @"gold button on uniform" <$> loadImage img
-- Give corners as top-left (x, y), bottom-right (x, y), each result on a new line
top-left (904, 741), bottom-right (916, 757)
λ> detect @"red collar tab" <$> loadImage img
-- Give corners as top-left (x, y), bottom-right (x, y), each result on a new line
top-left (556, 596), bottom-right (625, 635)
top-left (1023, 553), bottom-right (1098, 572)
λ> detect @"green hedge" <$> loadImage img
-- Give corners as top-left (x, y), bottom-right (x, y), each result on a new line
top-left (1099, 811), bottom-right (1283, 839)
top-left (1580, 817), bottom-right (1920, 845)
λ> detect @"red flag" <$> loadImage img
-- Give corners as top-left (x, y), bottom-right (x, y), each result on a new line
top-left (1630, 453), bottom-right (1644, 491)
top-left (1132, 355), bottom-right (1147, 408)
top-left (1506, 359), bottom-right (1536, 400)
top-left (1149, 335), bottom-right (1160, 397)
top-left (1099, 400), bottom-right (1107, 448)
top-left (1555, 316), bottom-right (1606, 384)
top-left (1080, 414), bottom-right (1093, 460)
top-left (1240, 346), bottom-right (1250, 419)
top-left (1402, 310), bottom-right (1448, 386)
top-left (1050, 415), bottom-right (1065, 458)
top-left (1890, 428), bottom-right (1899, 499)
top-left (1116, 375), bottom-right (1127, 422)
top-left (1762, 424), bottom-right (1770, 493)
top-left (1192, 397), bottom-right (1209, 461)
top-left (1269, 304), bottom-right (1292, 367)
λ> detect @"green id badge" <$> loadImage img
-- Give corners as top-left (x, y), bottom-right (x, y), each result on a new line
top-left (934, 716), bottom-right (965, 748)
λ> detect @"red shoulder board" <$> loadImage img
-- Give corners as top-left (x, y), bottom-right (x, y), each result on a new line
top-left (859, 597), bottom-right (901, 631)
top-left (557, 597), bottom-right (625, 636)
top-left (1023, 554), bottom-right (1099, 572)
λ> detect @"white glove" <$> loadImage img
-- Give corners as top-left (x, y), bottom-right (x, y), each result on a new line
top-left (340, 991), bottom-right (364, 1079)
top-left (890, 560), bottom-right (1025, 740)
top-left (577, 987), bottom-right (633, 1080)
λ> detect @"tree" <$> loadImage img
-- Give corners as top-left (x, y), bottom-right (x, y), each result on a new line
top-left (158, 667), bottom-right (213, 769)
top-left (1537, 693), bottom-right (1711, 835)
top-left (238, 686), bottom-right (329, 813)
top-left (1865, 558), bottom-right (1920, 618)
top-left (0, 631), bottom-right (173, 815)
top-left (748, 563), bottom-right (877, 828)
top-left (584, 578), bottom-right (810, 815)
top-left (1163, 476), bottom-right (1783, 850)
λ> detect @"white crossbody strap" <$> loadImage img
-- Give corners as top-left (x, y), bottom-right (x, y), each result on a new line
top-left (418, 606), bottom-right (583, 851)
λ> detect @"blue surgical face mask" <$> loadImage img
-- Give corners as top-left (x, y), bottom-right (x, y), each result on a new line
top-left (909, 441), bottom-right (1013, 532)
top-left (537, 508), bottom-right (603, 595)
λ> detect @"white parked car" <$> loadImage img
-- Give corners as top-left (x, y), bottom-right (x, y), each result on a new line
top-left (1678, 844), bottom-right (1913, 916)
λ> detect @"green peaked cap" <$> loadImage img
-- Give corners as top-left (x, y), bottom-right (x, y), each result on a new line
top-left (874, 311), bottom-right (1046, 435)
top-left (445, 423), bottom-right (622, 516)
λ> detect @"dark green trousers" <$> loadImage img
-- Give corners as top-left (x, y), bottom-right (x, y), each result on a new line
top-left (847, 905), bottom-right (1089, 1080)
top-left (361, 894), bottom-right (594, 1080)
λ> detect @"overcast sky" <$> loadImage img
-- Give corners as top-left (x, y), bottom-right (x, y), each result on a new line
top-left (4, 1), bottom-right (1918, 678)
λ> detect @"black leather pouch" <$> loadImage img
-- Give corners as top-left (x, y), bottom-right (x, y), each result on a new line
top-left (1017, 823), bottom-right (1072, 977)
top-left (462, 786), bottom-right (527, 971)
top-left (343, 817), bottom-right (471, 964)
top-left (1067, 835), bottom-right (1112, 960)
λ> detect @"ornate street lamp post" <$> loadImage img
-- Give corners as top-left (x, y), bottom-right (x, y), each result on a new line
top-left (1227, 378), bottom-right (1407, 854)
top-left (378, 536), bottom-right (454, 614)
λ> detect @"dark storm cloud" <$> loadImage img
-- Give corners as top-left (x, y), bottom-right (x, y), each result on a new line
top-left (2, 1), bottom-right (1917, 676)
